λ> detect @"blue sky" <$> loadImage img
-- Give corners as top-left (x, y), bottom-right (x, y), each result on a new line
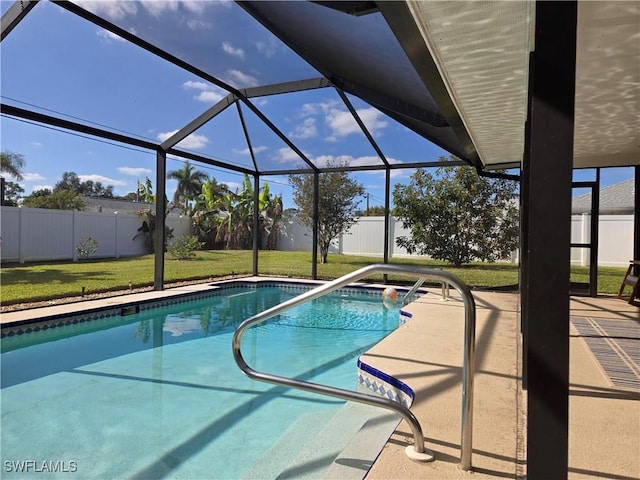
top-left (0, 0), bottom-right (634, 210)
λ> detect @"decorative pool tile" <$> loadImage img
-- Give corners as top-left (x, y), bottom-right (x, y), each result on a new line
top-left (356, 358), bottom-right (414, 408)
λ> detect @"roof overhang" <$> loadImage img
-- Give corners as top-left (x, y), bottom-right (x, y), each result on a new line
top-left (379, 0), bottom-right (640, 170)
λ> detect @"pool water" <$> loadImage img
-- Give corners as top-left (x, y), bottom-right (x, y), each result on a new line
top-left (1, 285), bottom-right (400, 479)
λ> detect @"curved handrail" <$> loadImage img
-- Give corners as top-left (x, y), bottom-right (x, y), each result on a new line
top-left (232, 264), bottom-right (476, 469)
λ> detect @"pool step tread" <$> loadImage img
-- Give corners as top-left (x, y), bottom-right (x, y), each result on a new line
top-left (321, 409), bottom-right (401, 480)
top-left (241, 408), bottom-right (337, 480)
top-left (242, 401), bottom-right (378, 480)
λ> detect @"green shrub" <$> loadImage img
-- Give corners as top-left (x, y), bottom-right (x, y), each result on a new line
top-left (167, 235), bottom-right (204, 260)
top-left (76, 237), bottom-right (98, 259)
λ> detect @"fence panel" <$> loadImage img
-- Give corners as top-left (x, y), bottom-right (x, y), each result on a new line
top-left (22, 208), bottom-right (74, 262)
top-left (0, 206), bottom-right (192, 263)
top-left (0, 207), bottom-right (21, 262)
top-left (598, 215), bottom-right (634, 266)
top-left (2, 206), bottom-right (633, 267)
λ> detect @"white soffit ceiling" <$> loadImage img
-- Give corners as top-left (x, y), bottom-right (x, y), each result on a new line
top-left (574, 1), bottom-right (640, 169)
top-left (407, 1), bottom-right (639, 170)
top-left (406, 0), bottom-right (533, 169)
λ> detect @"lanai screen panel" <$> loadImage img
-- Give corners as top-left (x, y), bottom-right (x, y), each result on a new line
top-left (72, 0), bottom-right (321, 90)
top-left (1, 1), bottom-right (211, 144)
top-left (239, 1), bottom-right (471, 163)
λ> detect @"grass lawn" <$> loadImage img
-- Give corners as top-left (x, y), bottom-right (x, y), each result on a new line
top-left (0, 250), bottom-right (627, 306)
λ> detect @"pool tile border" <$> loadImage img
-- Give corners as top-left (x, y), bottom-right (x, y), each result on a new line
top-left (357, 357), bottom-right (414, 408)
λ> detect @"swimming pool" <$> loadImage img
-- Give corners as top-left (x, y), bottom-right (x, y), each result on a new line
top-left (1, 283), bottom-right (404, 479)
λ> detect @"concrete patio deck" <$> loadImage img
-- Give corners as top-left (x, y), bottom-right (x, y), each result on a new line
top-left (365, 289), bottom-right (639, 480)
top-left (1, 281), bottom-right (638, 479)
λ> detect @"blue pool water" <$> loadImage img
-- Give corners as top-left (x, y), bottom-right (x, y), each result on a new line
top-left (0, 284), bottom-right (401, 479)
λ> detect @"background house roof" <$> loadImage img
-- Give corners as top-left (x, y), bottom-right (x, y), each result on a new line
top-left (572, 178), bottom-right (636, 214)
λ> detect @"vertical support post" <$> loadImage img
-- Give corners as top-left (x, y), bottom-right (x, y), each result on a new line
top-left (524, 2), bottom-right (576, 479)
top-left (253, 174), bottom-right (260, 276)
top-left (580, 213), bottom-right (590, 267)
top-left (311, 172), bottom-right (319, 279)
top-left (634, 166), bottom-right (639, 276)
top-left (154, 149), bottom-right (166, 291)
top-left (589, 169), bottom-right (600, 296)
top-left (383, 168), bottom-right (391, 283)
top-left (520, 48), bottom-right (534, 389)
top-left (0, 177), bottom-right (5, 206)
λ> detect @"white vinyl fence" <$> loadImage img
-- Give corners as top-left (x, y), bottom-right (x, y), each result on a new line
top-left (1, 208), bottom-right (633, 267)
top-left (570, 213), bottom-right (635, 267)
top-left (279, 214), bottom-right (634, 267)
top-left (0, 206), bottom-right (191, 263)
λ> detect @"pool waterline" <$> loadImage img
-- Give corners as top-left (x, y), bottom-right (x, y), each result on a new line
top-left (1, 279), bottom-right (415, 479)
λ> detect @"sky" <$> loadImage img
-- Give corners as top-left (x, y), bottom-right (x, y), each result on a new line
top-left (0, 0), bottom-right (635, 211)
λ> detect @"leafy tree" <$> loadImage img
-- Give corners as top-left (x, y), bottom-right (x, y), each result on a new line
top-left (356, 205), bottom-right (386, 216)
top-left (1, 150), bottom-right (25, 180)
top-left (393, 158), bottom-right (519, 267)
top-left (22, 188), bottom-right (86, 210)
top-left (3, 181), bottom-right (24, 206)
top-left (55, 172), bottom-right (114, 198)
top-left (1, 150), bottom-right (26, 206)
top-left (289, 159), bottom-right (364, 263)
top-left (167, 161), bottom-right (208, 214)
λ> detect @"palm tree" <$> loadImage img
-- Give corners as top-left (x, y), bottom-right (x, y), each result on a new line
top-left (167, 161), bottom-right (208, 215)
top-left (1, 150), bottom-right (25, 180)
top-left (258, 182), bottom-right (284, 250)
top-left (192, 178), bottom-right (229, 248)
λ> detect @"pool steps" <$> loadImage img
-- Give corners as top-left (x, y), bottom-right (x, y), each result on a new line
top-left (242, 401), bottom-right (400, 480)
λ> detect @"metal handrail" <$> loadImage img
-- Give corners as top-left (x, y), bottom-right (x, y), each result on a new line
top-left (232, 264), bottom-right (477, 469)
top-left (402, 276), bottom-right (426, 306)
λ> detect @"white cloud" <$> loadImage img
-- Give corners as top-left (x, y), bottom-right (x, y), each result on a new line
top-left (324, 109), bottom-right (365, 141)
top-left (118, 167), bottom-right (152, 176)
top-left (183, 80), bottom-right (228, 104)
top-left (78, 0), bottom-right (221, 21)
top-left (311, 154), bottom-right (386, 169)
top-left (97, 29), bottom-right (126, 43)
top-left (140, 1), bottom-right (179, 17)
top-left (274, 147), bottom-right (306, 164)
top-left (223, 69), bottom-right (259, 88)
top-left (233, 146), bottom-right (268, 155)
top-left (187, 19), bottom-right (210, 30)
top-left (183, 80), bottom-right (210, 90)
top-left (222, 41), bottom-right (245, 59)
top-left (78, 174), bottom-right (127, 186)
top-left (30, 142), bottom-right (43, 147)
top-left (22, 173), bottom-right (45, 182)
top-left (290, 117), bottom-right (317, 139)
top-left (299, 101), bottom-right (388, 142)
top-left (195, 90), bottom-right (226, 103)
top-left (157, 130), bottom-right (209, 150)
top-left (76, 1), bottom-right (137, 19)
top-left (357, 107), bottom-right (388, 136)
top-left (255, 38), bottom-right (279, 58)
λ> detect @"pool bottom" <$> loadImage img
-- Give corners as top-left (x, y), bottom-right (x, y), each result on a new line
top-left (2, 334), bottom-right (386, 479)
top-left (1, 282), bottom-right (414, 479)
